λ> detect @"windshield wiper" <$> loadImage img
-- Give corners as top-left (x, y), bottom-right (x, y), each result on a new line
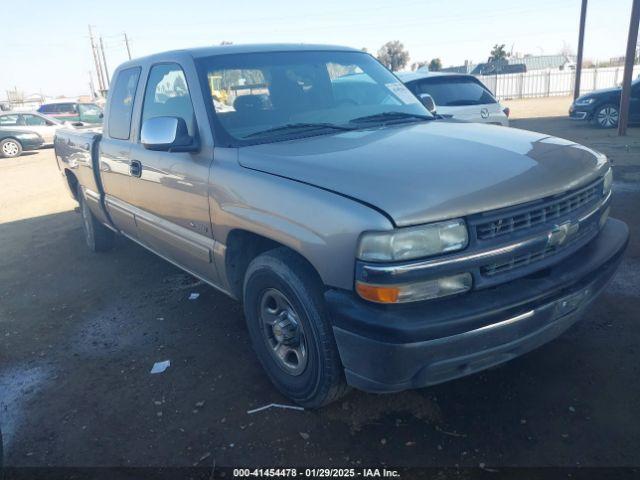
top-left (349, 112), bottom-right (433, 125)
top-left (244, 123), bottom-right (354, 139)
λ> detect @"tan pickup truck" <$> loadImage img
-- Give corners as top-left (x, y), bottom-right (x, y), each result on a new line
top-left (54, 44), bottom-right (628, 407)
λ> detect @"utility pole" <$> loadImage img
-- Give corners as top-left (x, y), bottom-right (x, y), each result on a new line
top-left (88, 71), bottom-right (96, 99)
top-left (100, 37), bottom-right (110, 87)
top-left (618, 0), bottom-right (640, 136)
top-left (574, 0), bottom-right (588, 100)
top-left (124, 33), bottom-right (132, 60)
top-left (88, 25), bottom-right (105, 93)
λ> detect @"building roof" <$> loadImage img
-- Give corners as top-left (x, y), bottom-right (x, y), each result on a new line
top-left (510, 54), bottom-right (576, 71)
top-left (444, 54), bottom-right (577, 76)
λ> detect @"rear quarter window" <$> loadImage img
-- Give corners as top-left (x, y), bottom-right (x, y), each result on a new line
top-left (108, 67), bottom-right (142, 140)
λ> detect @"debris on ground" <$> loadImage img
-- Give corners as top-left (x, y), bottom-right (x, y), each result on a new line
top-left (188, 293), bottom-right (200, 300)
top-left (247, 403), bottom-right (305, 414)
top-left (195, 400), bottom-right (205, 408)
top-left (299, 432), bottom-right (310, 440)
top-left (435, 425), bottom-right (467, 437)
top-left (150, 360), bottom-right (171, 374)
top-left (193, 452), bottom-right (211, 466)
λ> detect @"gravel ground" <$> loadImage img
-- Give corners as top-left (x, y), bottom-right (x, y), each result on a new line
top-left (0, 112), bottom-right (639, 471)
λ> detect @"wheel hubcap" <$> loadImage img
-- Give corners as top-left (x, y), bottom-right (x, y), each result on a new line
top-left (597, 107), bottom-right (618, 127)
top-left (2, 141), bottom-right (19, 156)
top-left (259, 288), bottom-right (308, 376)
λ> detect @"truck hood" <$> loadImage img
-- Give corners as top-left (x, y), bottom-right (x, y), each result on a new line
top-left (238, 122), bottom-right (608, 227)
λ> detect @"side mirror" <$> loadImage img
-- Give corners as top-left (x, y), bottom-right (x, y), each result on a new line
top-left (419, 93), bottom-right (437, 114)
top-left (141, 116), bottom-right (198, 152)
top-left (98, 112), bottom-right (104, 119)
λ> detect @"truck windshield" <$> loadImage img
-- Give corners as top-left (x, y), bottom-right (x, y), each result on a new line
top-left (196, 50), bottom-right (432, 145)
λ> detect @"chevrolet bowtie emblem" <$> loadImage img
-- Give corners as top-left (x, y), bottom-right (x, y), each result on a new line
top-left (547, 220), bottom-right (580, 247)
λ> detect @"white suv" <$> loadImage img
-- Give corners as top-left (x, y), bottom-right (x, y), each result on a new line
top-left (398, 71), bottom-right (510, 126)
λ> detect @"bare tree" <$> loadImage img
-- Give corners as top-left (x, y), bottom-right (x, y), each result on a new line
top-left (560, 41), bottom-right (575, 57)
top-left (377, 40), bottom-right (410, 71)
top-left (411, 61), bottom-right (428, 71)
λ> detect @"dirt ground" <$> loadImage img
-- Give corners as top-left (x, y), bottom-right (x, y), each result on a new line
top-left (1, 105), bottom-right (639, 472)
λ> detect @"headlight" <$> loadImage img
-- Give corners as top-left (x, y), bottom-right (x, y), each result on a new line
top-left (357, 219), bottom-right (468, 262)
top-left (356, 273), bottom-right (472, 304)
top-left (603, 167), bottom-right (613, 196)
top-left (574, 97), bottom-right (595, 106)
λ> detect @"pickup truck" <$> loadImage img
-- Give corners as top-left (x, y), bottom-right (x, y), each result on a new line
top-left (54, 44), bottom-right (628, 407)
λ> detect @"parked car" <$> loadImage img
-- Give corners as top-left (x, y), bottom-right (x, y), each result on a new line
top-left (398, 71), bottom-right (510, 126)
top-left (570, 77), bottom-right (640, 128)
top-left (0, 111), bottom-right (70, 145)
top-left (38, 101), bottom-right (103, 125)
top-left (0, 128), bottom-right (44, 158)
top-left (54, 44), bottom-right (627, 407)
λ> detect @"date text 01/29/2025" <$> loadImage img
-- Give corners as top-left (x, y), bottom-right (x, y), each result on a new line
top-left (232, 468), bottom-right (401, 477)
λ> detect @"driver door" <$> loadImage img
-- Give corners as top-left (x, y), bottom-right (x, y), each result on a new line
top-left (128, 62), bottom-right (218, 284)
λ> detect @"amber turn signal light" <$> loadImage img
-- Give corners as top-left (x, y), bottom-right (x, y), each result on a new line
top-left (355, 282), bottom-right (400, 304)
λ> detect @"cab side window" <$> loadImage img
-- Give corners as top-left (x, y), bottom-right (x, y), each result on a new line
top-left (22, 114), bottom-right (49, 126)
top-left (108, 67), bottom-right (141, 140)
top-left (142, 64), bottom-right (196, 136)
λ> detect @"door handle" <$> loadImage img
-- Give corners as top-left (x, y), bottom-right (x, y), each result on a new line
top-left (130, 160), bottom-right (142, 177)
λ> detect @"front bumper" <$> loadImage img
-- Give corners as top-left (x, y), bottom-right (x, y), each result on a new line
top-left (569, 105), bottom-right (594, 120)
top-left (326, 218), bottom-right (629, 393)
top-left (18, 138), bottom-right (44, 151)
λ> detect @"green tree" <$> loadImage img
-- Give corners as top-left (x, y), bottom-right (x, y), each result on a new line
top-left (429, 58), bottom-right (442, 71)
top-left (377, 40), bottom-right (410, 71)
top-left (489, 44), bottom-right (509, 63)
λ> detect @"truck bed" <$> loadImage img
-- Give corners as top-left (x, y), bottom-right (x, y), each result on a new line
top-left (54, 128), bottom-right (111, 225)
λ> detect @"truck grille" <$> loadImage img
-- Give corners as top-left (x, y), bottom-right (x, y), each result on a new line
top-left (481, 222), bottom-right (598, 277)
top-left (476, 180), bottom-right (602, 241)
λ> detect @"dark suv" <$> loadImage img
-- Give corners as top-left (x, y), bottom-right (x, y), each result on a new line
top-left (569, 77), bottom-right (640, 128)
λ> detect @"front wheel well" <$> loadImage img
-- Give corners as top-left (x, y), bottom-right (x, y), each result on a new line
top-left (224, 230), bottom-right (323, 299)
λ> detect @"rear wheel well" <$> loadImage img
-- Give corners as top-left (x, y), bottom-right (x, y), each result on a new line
top-left (224, 230), bottom-right (323, 299)
top-left (65, 169), bottom-right (79, 200)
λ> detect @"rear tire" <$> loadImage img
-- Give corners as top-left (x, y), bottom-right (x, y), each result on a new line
top-left (77, 185), bottom-right (114, 252)
top-left (0, 138), bottom-right (22, 158)
top-left (593, 104), bottom-right (619, 128)
top-left (243, 248), bottom-right (349, 408)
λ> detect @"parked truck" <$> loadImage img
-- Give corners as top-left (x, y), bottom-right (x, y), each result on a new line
top-left (54, 44), bottom-right (628, 407)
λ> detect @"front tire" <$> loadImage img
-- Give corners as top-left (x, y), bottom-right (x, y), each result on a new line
top-left (0, 138), bottom-right (22, 158)
top-left (243, 248), bottom-right (349, 408)
top-left (77, 185), bottom-right (115, 252)
top-left (593, 104), bottom-right (619, 128)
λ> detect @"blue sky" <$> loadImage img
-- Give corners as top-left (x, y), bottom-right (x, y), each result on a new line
top-left (1, 0), bottom-right (635, 97)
